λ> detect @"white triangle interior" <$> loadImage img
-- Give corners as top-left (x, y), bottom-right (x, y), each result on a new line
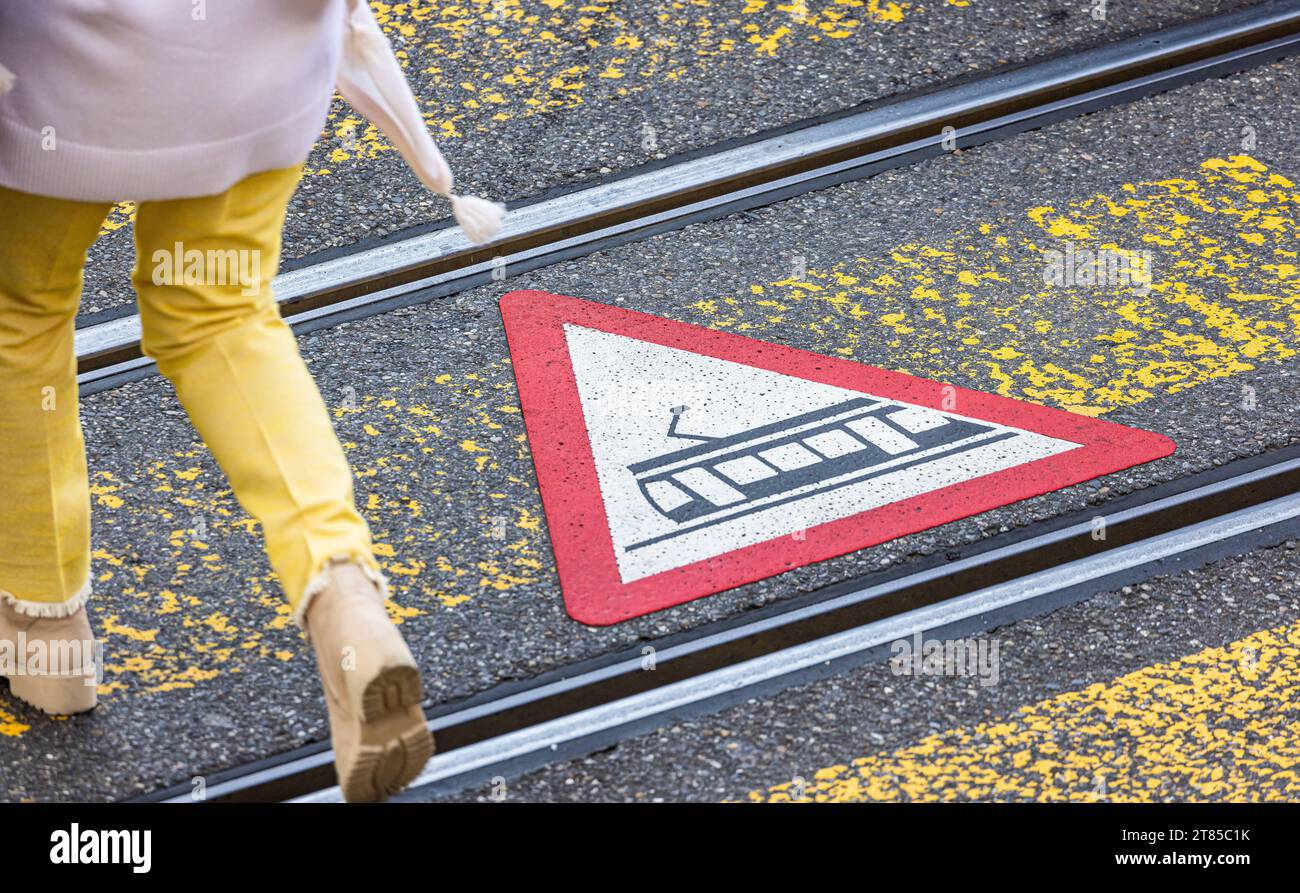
top-left (563, 324), bottom-right (1081, 583)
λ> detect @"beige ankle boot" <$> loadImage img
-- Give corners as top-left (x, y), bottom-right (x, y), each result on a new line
top-left (0, 598), bottom-right (98, 715)
top-left (305, 560), bottom-right (434, 802)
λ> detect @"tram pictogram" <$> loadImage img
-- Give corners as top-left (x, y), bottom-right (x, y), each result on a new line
top-left (500, 290), bottom-right (1175, 625)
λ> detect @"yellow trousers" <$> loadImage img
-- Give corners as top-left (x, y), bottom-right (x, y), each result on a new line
top-left (0, 166), bottom-right (378, 622)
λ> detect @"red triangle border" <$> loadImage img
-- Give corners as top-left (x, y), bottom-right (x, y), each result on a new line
top-left (500, 289), bottom-right (1176, 626)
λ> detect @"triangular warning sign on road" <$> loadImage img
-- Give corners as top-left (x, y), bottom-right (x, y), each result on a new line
top-left (500, 290), bottom-right (1175, 626)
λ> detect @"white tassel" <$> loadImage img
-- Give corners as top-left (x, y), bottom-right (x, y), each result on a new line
top-left (450, 193), bottom-right (505, 244)
top-left (337, 1), bottom-right (505, 245)
top-left (0, 63), bottom-right (15, 96)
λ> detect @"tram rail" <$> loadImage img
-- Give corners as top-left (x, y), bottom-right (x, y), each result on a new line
top-left (77, 1), bottom-right (1300, 393)
top-left (135, 444), bottom-right (1300, 802)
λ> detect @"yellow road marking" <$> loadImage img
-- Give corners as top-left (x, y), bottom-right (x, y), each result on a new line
top-left (7, 154), bottom-right (1293, 733)
top-left (0, 704), bottom-right (30, 738)
top-left (324, 0), bottom-right (921, 155)
top-left (99, 201), bottom-right (136, 236)
top-left (694, 155), bottom-right (1299, 416)
top-left (747, 618), bottom-right (1300, 802)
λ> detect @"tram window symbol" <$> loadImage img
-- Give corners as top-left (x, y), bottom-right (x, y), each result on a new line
top-left (671, 467), bottom-right (746, 506)
top-left (758, 442), bottom-right (821, 471)
top-left (803, 429), bottom-right (868, 459)
top-left (626, 396), bottom-right (1000, 535)
top-left (715, 455), bottom-right (779, 485)
top-left (643, 479), bottom-right (694, 513)
top-left (844, 417), bottom-right (919, 454)
top-left (888, 406), bottom-right (949, 434)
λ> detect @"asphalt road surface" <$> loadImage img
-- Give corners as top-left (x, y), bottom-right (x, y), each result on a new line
top-left (3, 43), bottom-right (1298, 802)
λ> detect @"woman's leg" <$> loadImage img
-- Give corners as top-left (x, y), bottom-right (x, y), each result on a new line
top-left (0, 185), bottom-right (108, 609)
top-left (130, 165), bottom-right (377, 616)
top-left (0, 185), bottom-right (108, 714)
top-left (131, 165), bottom-right (432, 800)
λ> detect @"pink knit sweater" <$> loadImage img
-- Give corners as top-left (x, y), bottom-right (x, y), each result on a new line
top-left (0, 0), bottom-right (351, 202)
top-left (0, 0), bottom-right (502, 241)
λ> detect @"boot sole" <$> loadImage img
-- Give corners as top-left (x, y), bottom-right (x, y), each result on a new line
top-left (4, 672), bottom-right (98, 715)
top-left (339, 665), bottom-right (435, 803)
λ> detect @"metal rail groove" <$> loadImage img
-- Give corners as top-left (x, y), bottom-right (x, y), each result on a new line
top-left (360, 488), bottom-right (1300, 804)
top-left (79, 1), bottom-right (1300, 392)
top-left (140, 443), bottom-right (1300, 802)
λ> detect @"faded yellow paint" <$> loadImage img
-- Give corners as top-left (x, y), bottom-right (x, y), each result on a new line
top-left (310, 0), bottom-right (931, 176)
top-left (97, 201), bottom-right (136, 236)
top-left (0, 704), bottom-right (30, 737)
top-left (89, 476), bottom-right (125, 509)
top-left (748, 619), bottom-right (1300, 802)
top-left (693, 155), bottom-right (1300, 417)
top-left (96, 0), bottom-right (943, 233)
top-left (98, 616), bottom-right (159, 643)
